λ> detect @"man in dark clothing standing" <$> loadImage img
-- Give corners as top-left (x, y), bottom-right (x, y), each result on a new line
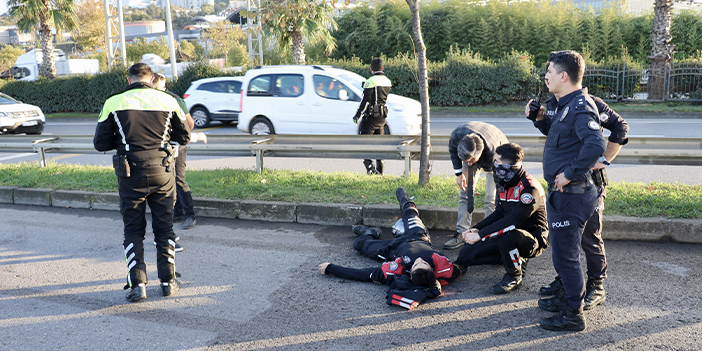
top-left (353, 58), bottom-right (392, 175)
top-left (94, 63), bottom-right (191, 302)
top-left (443, 122), bottom-right (508, 250)
top-left (454, 143), bottom-right (549, 294)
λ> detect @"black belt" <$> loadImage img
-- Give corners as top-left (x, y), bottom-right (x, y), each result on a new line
top-left (548, 181), bottom-right (590, 194)
top-left (129, 158), bottom-right (163, 167)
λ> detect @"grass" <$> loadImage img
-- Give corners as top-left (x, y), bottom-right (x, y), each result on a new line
top-left (45, 112), bottom-right (97, 119)
top-left (432, 101), bottom-right (702, 114)
top-left (1, 162), bottom-right (700, 219)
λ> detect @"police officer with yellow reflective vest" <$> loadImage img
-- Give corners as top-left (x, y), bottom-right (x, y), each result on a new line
top-left (535, 95), bottom-right (629, 313)
top-left (526, 51), bottom-right (606, 331)
top-left (353, 58), bottom-right (391, 175)
top-left (93, 63), bottom-right (191, 302)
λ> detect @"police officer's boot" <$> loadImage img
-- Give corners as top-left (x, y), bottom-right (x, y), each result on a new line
top-left (490, 274), bottom-right (522, 294)
top-left (376, 160), bottom-right (384, 175)
top-left (540, 305), bottom-right (586, 332)
top-left (584, 277), bottom-right (606, 310)
top-left (351, 225), bottom-right (381, 239)
top-left (538, 288), bottom-right (567, 312)
top-left (161, 279), bottom-right (180, 297)
top-left (363, 160), bottom-right (377, 175)
top-left (396, 187), bottom-right (415, 210)
top-left (126, 283), bottom-right (147, 302)
top-left (540, 275), bottom-right (564, 295)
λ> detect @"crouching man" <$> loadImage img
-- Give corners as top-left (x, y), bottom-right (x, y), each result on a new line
top-left (319, 187), bottom-right (464, 310)
top-left (455, 143), bottom-right (549, 294)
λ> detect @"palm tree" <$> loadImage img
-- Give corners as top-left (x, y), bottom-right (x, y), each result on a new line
top-left (260, 0), bottom-right (337, 65)
top-left (649, 0), bottom-right (675, 100)
top-left (9, 0), bottom-right (78, 79)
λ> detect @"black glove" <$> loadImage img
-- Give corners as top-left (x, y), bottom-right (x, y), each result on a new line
top-left (353, 115), bottom-right (360, 124)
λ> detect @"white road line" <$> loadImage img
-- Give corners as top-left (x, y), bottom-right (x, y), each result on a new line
top-left (0, 153), bottom-right (35, 161)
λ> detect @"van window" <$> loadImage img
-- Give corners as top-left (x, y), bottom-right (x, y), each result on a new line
top-left (313, 75), bottom-right (357, 101)
top-left (199, 80), bottom-right (242, 94)
top-left (275, 74), bottom-right (304, 98)
top-left (247, 75), bottom-right (273, 96)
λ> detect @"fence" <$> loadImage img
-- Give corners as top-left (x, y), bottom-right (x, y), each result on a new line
top-left (529, 63), bottom-right (702, 102)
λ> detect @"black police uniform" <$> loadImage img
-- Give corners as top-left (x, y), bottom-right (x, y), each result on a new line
top-left (544, 93), bottom-right (629, 280)
top-left (94, 82), bottom-right (190, 291)
top-left (533, 88), bottom-right (606, 309)
top-left (354, 72), bottom-right (391, 174)
top-left (166, 89), bottom-right (196, 223)
top-left (454, 168), bottom-right (549, 279)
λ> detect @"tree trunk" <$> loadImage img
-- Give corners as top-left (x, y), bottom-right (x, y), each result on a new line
top-left (291, 30), bottom-right (305, 65)
top-left (406, 0), bottom-right (431, 185)
top-left (39, 15), bottom-right (56, 79)
top-left (649, 0), bottom-right (674, 100)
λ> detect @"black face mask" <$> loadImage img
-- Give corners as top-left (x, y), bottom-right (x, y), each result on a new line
top-left (494, 162), bottom-right (521, 183)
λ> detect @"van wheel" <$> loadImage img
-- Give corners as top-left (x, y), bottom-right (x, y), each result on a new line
top-left (191, 107), bottom-right (211, 128)
top-left (250, 118), bottom-right (275, 135)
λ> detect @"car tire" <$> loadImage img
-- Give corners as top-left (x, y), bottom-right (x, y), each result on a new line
top-left (191, 107), bottom-right (211, 128)
top-left (250, 117), bottom-right (275, 135)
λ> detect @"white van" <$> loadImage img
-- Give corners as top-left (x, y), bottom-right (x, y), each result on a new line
top-left (237, 65), bottom-right (422, 135)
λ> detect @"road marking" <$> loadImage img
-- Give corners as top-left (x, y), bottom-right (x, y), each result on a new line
top-left (643, 260), bottom-right (690, 277)
top-left (0, 153), bottom-right (35, 161)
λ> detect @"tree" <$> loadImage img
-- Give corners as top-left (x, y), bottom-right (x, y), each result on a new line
top-left (405, 0), bottom-right (431, 185)
top-left (259, 0), bottom-right (337, 65)
top-left (201, 4), bottom-right (214, 16)
top-left (649, 0), bottom-right (675, 100)
top-left (202, 21), bottom-right (246, 64)
top-left (126, 37), bottom-right (170, 62)
top-left (0, 45), bottom-right (26, 72)
top-left (8, 0), bottom-right (78, 79)
top-left (72, 0), bottom-right (108, 52)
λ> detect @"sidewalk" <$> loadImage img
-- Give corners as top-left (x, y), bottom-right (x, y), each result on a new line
top-left (2, 186), bottom-right (700, 244)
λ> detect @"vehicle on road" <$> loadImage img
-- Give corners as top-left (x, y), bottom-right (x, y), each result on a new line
top-left (183, 76), bottom-right (244, 128)
top-left (11, 49), bottom-right (99, 81)
top-left (237, 65), bottom-right (422, 135)
top-left (0, 92), bottom-right (45, 135)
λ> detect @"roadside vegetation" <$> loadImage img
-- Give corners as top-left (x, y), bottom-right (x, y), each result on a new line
top-left (0, 162), bottom-right (699, 219)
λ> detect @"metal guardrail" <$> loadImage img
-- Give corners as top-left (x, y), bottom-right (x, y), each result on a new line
top-left (1, 134), bottom-right (701, 176)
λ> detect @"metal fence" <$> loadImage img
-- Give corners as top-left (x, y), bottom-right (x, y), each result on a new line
top-left (529, 63), bottom-right (702, 102)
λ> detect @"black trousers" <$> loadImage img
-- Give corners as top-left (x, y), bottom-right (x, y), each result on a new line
top-left (454, 229), bottom-right (538, 278)
top-left (582, 186), bottom-right (607, 279)
top-left (173, 146), bottom-right (195, 218)
top-left (118, 164), bottom-right (177, 287)
top-left (359, 117), bottom-right (385, 173)
top-left (353, 207), bottom-right (429, 261)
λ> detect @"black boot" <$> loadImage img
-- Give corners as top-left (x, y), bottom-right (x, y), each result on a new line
top-left (364, 160), bottom-right (378, 175)
top-left (490, 274), bottom-right (522, 294)
top-left (376, 160), bottom-right (384, 175)
top-left (540, 306), bottom-right (586, 332)
top-left (396, 187), bottom-right (415, 210)
top-left (584, 277), bottom-right (606, 310)
top-left (351, 225), bottom-right (381, 239)
top-left (540, 275), bottom-right (563, 296)
top-left (161, 279), bottom-right (180, 297)
top-left (538, 289), bottom-right (567, 312)
top-left (126, 283), bottom-right (147, 302)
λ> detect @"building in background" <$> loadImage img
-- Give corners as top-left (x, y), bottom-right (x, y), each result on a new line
top-left (0, 26), bottom-right (35, 45)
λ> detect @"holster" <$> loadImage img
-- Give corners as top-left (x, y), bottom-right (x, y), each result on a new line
top-left (372, 104), bottom-right (388, 119)
top-left (162, 144), bottom-right (175, 172)
top-left (112, 154), bottom-right (130, 178)
top-left (592, 168), bottom-right (608, 187)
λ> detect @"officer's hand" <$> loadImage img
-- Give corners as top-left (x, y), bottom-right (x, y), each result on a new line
top-left (353, 116), bottom-right (359, 124)
top-left (592, 162), bottom-right (606, 170)
top-left (525, 99), bottom-right (545, 121)
top-left (554, 172), bottom-right (571, 192)
top-left (456, 175), bottom-right (468, 191)
top-left (462, 230), bottom-right (481, 245)
top-left (319, 262), bottom-right (330, 275)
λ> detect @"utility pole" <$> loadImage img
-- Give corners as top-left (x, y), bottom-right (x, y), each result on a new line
top-left (104, 0), bottom-right (127, 68)
top-left (164, 0), bottom-right (178, 79)
top-left (247, 0), bottom-right (263, 66)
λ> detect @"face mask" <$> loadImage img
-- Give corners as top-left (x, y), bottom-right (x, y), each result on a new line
top-left (494, 162), bottom-right (521, 183)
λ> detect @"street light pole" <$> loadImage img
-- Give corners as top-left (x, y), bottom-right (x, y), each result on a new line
top-left (164, 0), bottom-right (178, 79)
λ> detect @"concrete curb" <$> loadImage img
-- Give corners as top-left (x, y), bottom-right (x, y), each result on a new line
top-left (5, 187), bottom-right (702, 243)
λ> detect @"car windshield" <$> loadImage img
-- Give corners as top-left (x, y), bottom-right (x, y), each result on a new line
top-left (334, 71), bottom-right (366, 91)
top-left (0, 93), bottom-right (18, 105)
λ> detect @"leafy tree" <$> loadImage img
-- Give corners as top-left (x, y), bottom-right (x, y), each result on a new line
top-left (72, 0), bottom-right (108, 52)
top-left (8, 0), bottom-right (78, 78)
top-left (200, 4), bottom-right (214, 16)
top-left (126, 37), bottom-right (170, 62)
top-left (227, 43), bottom-right (249, 67)
top-left (201, 20), bottom-right (246, 64)
top-left (0, 45), bottom-right (26, 72)
top-left (259, 0), bottom-right (337, 65)
top-left (332, 5), bottom-right (378, 61)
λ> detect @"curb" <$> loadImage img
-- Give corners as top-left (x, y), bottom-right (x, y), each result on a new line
top-left (2, 186), bottom-right (701, 244)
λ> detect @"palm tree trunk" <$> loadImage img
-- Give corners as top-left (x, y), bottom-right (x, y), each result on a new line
top-left (406, 0), bottom-right (431, 185)
top-left (291, 30), bottom-right (305, 65)
top-left (649, 0), bottom-right (674, 100)
top-left (39, 13), bottom-right (56, 79)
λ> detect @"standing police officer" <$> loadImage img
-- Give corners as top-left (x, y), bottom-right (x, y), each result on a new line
top-left (526, 51), bottom-right (606, 331)
top-left (353, 58), bottom-right (391, 175)
top-left (94, 63), bottom-right (191, 302)
top-left (536, 96), bottom-right (629, 310)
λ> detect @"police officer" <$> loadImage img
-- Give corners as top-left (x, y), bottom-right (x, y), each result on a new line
top-left (353, 58), bottom-right (391, 175)
top-left (526, 50), bottom-right (606, 331)
top-left (444, 122), bottom-right (508, 250)
top-left (94, 63), bottom-right (191, 302)
top-left (455, 143), bottom-right (549, 294)
top-left (536, 96), bottom-right (629, 310)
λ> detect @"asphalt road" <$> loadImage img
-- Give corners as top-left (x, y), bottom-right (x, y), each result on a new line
top-left (1, 203), bottom-right (700, 350)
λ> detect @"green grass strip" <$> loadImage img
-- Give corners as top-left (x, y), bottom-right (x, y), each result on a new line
top-left (0, 162), bottom-right (700, 219)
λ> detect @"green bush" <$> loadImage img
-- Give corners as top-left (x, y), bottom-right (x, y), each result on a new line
top-left (167, 61), bottom-right (244, 97)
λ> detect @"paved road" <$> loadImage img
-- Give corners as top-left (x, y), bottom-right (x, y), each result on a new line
top-left (1, 204), bottom-right (700, 350)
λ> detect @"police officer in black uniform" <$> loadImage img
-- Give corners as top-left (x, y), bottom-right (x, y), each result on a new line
top-left (537, 96), bottom-right (629, 311)
top-left (353, 58), bottom-right (392, 175)
top-left (526, 51), bottom-right (606, 331)
top-left (94, 63), bottom-right (191, 302)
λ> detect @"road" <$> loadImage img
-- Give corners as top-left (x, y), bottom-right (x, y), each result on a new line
top-left (0, 204), bottom-right (700, 350)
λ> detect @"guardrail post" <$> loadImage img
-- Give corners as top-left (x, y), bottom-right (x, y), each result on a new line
top-left (37, 147), bottom-right (47, 168)
top-left (32, 137), bottom-right (58, 168)
top-left (400, 139), bottom-right (416, 178)
top-left (250, 137), bottom-right (273, 174)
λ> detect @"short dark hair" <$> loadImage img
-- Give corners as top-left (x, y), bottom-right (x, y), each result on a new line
top-left (457, 134), bottom-right (484, 162)
top-left (495, 143), bottom-right (524, 164)
top-left (411, 266), bottom-right (436, 287)
top-left (128, 63), bottom-right (152, 81)
top-left (370, 58), bottom-right (384, 72)
top-left (548, 50), bottom-right (585, 85)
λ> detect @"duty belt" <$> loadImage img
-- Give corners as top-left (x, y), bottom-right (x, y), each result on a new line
top-left (129, 158), bottom-right (163, 167)
top-left (548, 180), bottom-right (590, 194)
